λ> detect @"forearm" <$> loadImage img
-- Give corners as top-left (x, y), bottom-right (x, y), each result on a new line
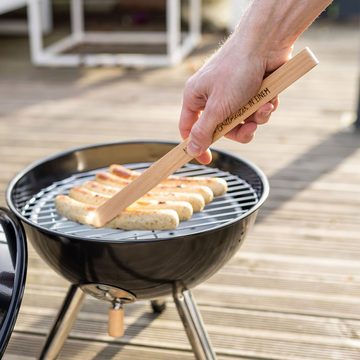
top-left (230, 0), bottom-right (332, 68)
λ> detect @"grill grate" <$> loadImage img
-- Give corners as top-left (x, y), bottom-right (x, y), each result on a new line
top-left (21, 163), bottom-right (259, 241)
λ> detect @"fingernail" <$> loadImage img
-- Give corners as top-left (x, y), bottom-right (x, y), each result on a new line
top-left (187, 141), bottom-right (202, 157)
top-left (262, 110), bottom-right (271, 117)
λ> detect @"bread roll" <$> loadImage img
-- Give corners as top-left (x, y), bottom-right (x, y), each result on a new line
top-left (83, 181), bottom-right (205, 212)
top-left (55, 195), bottom-right (179, 230)
top-left (97, 172), bottom-right (213, 203)
top-left (110, 164), bottom-right (227, 196)
top-left (69, 187), bottom-right (193, 221)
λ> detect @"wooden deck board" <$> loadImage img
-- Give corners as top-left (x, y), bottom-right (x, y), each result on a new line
top-left (1, 23), bottom-right (360, 359)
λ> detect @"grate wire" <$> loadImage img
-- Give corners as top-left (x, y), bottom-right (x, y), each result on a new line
top-left (21, 163), bottom-right (259, 241)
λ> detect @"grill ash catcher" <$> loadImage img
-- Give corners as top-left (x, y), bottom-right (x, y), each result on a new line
top-left (3, 49), bottom-right (318, 359)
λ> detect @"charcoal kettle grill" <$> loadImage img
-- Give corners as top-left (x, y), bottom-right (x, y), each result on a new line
top-left (3, 141), bottom-right (269, 359)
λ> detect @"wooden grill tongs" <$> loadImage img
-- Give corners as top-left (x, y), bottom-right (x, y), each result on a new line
top-left (90, 47), bottom-right (319, 228)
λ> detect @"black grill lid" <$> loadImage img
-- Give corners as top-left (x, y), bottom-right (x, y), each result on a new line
top-left (0, 207), bottom-right (27, 357)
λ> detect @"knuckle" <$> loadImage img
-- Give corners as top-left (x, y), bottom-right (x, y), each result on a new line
top-left (183, 80), bottom-right (195, 102)
top-left (186, 74), bottom-right (196, 86)
top-left (184, 75), bottom-right (198, 95)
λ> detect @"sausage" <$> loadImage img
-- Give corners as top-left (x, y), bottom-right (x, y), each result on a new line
top-left (55, 195), bottom-right (179, 230)
top-left (69, 187), bottom-right (193, 221)
top-left (163, 184), bottom-right (213, 204)
top-left (142, 191), bottom-right (205, 212)
top-left (97, 172), bottom-right (213, 203)
top-left (110, 164), bottom-right (227, 196)
top-left (96, 172), bottom-right (130, 187)
top-left (69, 187), bottom-right (105, 206)
top-left (164, 176), bottom-right (227, 197)
top-left (109, 164), bottom-right (134, 179)
top-left (83, 181), bottom-right (205, 212)
top-left (83, 181), bottom-right (120, 196)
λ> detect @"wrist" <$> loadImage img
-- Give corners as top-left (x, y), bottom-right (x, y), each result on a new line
top-left (230, 22), bottom-right (293, 73)
top-left (232, 0), bottom-right (331, 71)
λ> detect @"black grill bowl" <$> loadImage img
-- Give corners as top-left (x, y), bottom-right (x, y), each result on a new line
top-left (6, 141), bottom-right (269, 300)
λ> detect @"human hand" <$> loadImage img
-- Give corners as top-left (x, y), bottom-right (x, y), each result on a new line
top-left (179, 31), bottom-right (292, 164)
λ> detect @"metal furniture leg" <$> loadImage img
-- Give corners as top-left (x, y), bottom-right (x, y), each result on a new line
top-left (166, 0), bottom-right (180, 64)
top-left (28, 0), bottom-right (45, 65)
top-left (41, 0), bottom-right (53, 34)
top-left (354, 76), bottom-right (360, 130)
top-left (173, 285), bottom-right (216, 360)
top-left (39, 284), bottom-right (85, 360)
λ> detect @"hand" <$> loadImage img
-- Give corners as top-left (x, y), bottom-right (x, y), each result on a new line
top-left (179, 30), bottom-right (292, 164)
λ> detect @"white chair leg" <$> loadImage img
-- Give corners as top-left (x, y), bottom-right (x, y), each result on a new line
top-left (27, 0), bottom-right (45, 65)
top-left (70, 0), bottom-right (84, 41)
top-left (41, 0), bottom-right (53, 34)
top-left (189, 0), bottom-right (201, 39)
top-left (228, 0), bottom-right (250, 32)
top-left (166, 0), bottom-right (181, 65)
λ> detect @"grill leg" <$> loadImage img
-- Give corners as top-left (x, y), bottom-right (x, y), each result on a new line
top-left (173, 286), bottom-right (216, 360)
top-left (150, 299), bottom-right (167, 314)
top-left (39, 284), bottom-right (85, 360)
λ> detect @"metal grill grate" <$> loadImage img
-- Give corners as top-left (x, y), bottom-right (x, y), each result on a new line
top-left (21, 163), bottom-right (259, 241)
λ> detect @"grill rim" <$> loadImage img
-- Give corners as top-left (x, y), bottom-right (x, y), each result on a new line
top-left (6, 140), bottom-right (269, 244)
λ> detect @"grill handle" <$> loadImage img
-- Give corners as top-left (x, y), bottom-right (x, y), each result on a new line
top-left (92, 47), bottom-right (318, 227)
top-left (108, 300), bottom-right (124, 337)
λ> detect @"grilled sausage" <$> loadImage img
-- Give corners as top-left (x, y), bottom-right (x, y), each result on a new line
top-left (110, 164), bottom-right (228, 196)
top-left (83, 181), bottom-right (205, 212)
top-left (165, 184), bottom-right (213, 204)
top-left (55, 195), bottom-right (179, 230)
top-left (96, 172), bottom-right (130, 187)
top-left (69, 187), bottom-right (193, 221)
top-left (143, 191), bottom-right (205, 212)
top-left (165, 176), bottom-right (227, 197)
top-left (83, 181), bottom-right (119, 196)
top-left (109, 164), bottom-right (134, 179)
top-left (97, 172), bottom-right (213, 203)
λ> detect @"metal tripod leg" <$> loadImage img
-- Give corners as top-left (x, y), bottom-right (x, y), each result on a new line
top-left (173, 285), bottom-right (216, 360)
top-left (39, 284), bottom-right (85, 360)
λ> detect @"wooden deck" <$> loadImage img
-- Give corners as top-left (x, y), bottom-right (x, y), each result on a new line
top-left (1, 23), bottom-right (360, 359)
